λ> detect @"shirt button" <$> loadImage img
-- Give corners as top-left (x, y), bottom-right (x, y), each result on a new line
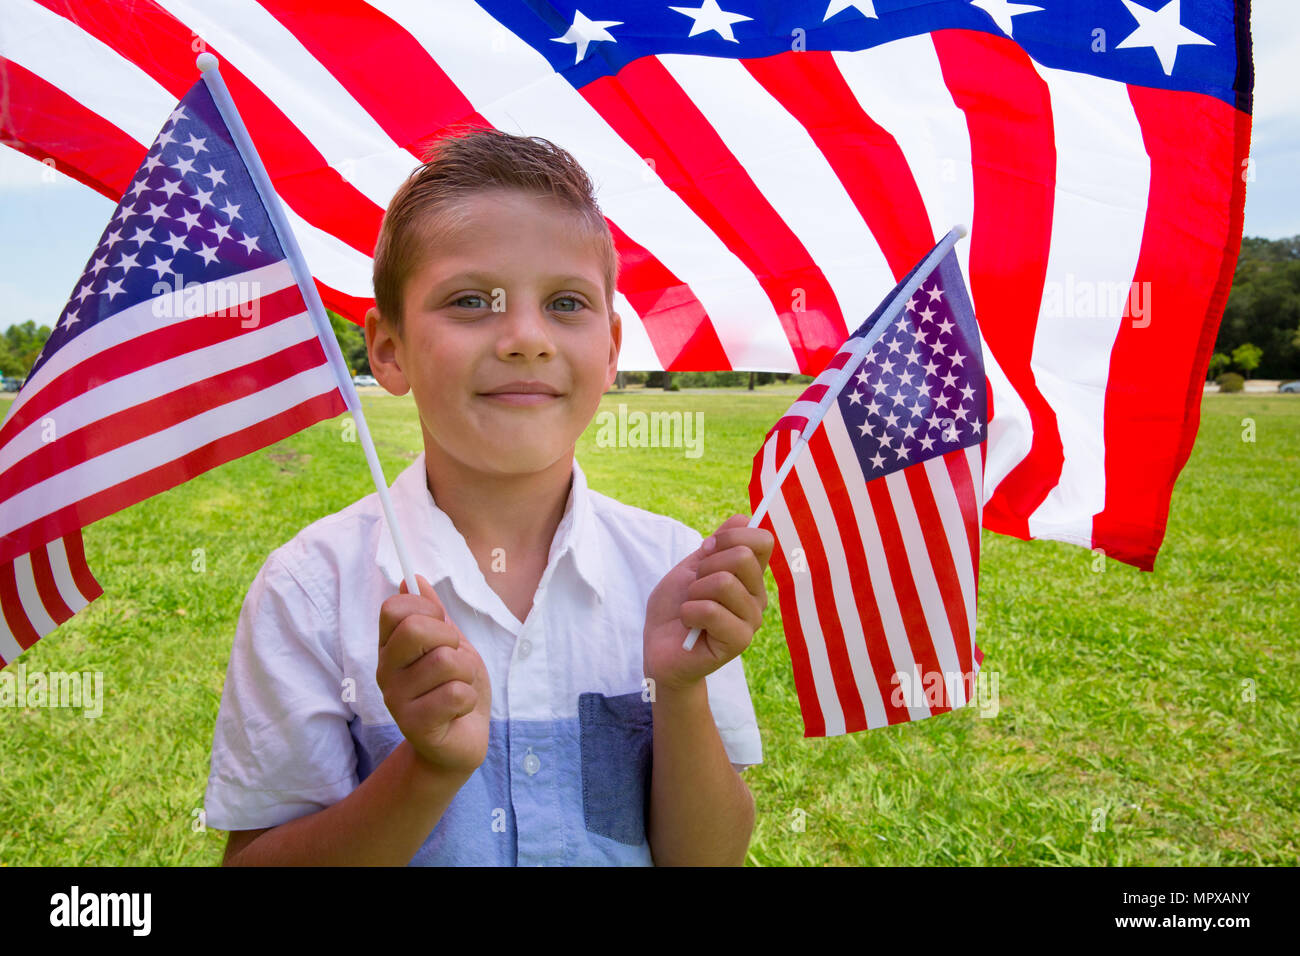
top-left (523, 748), bottom-right (540, 776)
top-left (518, 638), bottom-right (533, 659)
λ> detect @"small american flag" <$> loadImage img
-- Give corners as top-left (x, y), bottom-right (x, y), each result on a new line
top-left (751, 235), bottom-right (986, 736)
top-left (0, 73), bottom-right (348, 668)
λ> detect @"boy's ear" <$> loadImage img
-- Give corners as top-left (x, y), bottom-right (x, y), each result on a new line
top-left (606, 310), bottom-right (623, 391)
top-left (365, 306), bottom-right (410, 397)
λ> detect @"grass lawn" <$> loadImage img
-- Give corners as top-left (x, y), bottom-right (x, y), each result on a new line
top-left (0, 388), bottom-right (1295, 866)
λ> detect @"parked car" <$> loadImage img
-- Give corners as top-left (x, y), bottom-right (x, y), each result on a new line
top-left (1279, 381), bottom-right (1300, 394)
top-left (1, 377), bottom-right (23, 393)
top-left (351, 374), bottom-right (379, 387)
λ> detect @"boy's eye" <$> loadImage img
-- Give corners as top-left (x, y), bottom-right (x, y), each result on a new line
top-left (452, 294), bottom-right (488, 309)
top-left (552, 296), bottom-right (584, 313)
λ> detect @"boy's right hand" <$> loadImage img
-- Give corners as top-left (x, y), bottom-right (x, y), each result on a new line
top-left (377, 574), bottom-right (491, 778)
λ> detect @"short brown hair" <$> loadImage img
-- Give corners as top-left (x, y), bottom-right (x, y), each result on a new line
top-left (371, 126), bottom-right (619, 340)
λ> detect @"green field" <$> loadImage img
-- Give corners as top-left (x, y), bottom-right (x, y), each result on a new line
top-left (0, 388), bottom-right (1296, 866)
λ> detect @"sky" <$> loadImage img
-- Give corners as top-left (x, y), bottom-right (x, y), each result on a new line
top-left (1, 2), bottom-right (1296, 334)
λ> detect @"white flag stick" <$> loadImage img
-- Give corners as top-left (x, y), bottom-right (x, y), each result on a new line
top-left (198, 53), bottom-right (421, 597)
top-left (681, 225), bottom-right (969, 651)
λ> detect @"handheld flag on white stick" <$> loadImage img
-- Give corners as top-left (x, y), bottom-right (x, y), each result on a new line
top-left (685, 228), bottom-right (988, 737)
top-left (0, 54), bottom-right (419, 668)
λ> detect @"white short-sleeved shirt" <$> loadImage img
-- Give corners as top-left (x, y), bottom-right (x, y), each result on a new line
top-left (204, 451), bottom-right (763, 865)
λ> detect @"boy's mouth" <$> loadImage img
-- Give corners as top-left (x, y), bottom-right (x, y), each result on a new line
top-left (478, 380), bottom-right (564, 406)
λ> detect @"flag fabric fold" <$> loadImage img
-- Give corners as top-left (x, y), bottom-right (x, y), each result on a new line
top-left (752, 237), bottom-right (986, 736)
top-left (0, 74), bottom-right (349, 668)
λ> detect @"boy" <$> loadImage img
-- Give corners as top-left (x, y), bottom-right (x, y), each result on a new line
top-left (204, 128), bottom-right (774, 866)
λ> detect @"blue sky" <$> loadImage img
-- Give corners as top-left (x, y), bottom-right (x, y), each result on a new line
top-left (2, 3), bottom-right (1296, 334)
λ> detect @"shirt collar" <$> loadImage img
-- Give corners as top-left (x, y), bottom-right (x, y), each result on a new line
top-left (375, 452), bottom-right (606, 617)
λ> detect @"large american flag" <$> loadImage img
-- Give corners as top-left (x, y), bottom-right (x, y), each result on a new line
top-left (0, 1), bottom-right (1252, 572)
top-left (752, 236), bottom-right (985, 735)
top-left (0, 75), bottom-right (348, 667)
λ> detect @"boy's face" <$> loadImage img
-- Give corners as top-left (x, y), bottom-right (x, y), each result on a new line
top-left (366, 189), bottom-right (621, 478)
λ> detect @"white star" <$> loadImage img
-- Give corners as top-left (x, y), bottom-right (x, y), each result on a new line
top-left (925, 284), bottom-right (945, 303)
top-left (823, 1), bottom-right (877, 21)
top-left (878, 432), bottom-right (893, 449)
top-left (159, 179), bottom-right (184, 199)
top-left (931, 339), bottom-right (948, 358)
top-left (949, 350), bottom-right (966, 368)
top-left (156, 128), bottom-right (176, 148)
top-left (934, 392), bottom-right (951, 409)
top-left (669, 0), bottom-right (753, 42)
top-left (147, 254), bottom-right (175, 278)
top-left (193, 187), bottom-right (215, 208)
top-left (102, 277), bottom-right (126, 300)
top-left (129, 226), bottom-right (154, 245)
top-left (908, 400), bottom-right (925, 419)
top-left (196, 243), bottom-right (221, 266)
top-left (897, 370), bottom-right (915, 387)
top-left (894, 443), bottom-right (911, 460)
top-left (869, 451), bottom-right (886, 469)
top-left (1117, 0), bottom-right (1213, 76)
top-left (906, 294), bottom-right (921, 313)
top-left (970, 0), bottom-right (1044, 38)
top-left (101, 227), bottom-right (123, 249)
top-left (211, 221), bottom-right (232, 242)
top-left (552, 10), bottom-right (622, 64)
top-left (88, 254), bottom-right (110, 276)
top-left (202, 165), bottom-right (227, 187)
top-left (918, 306), bottom-right (935, 324)
top-left (879, 359), bottom-right (896, 376)
top-left (883, 410), bottom-right (900, 428)
top-left (886, 337), bottom-right (903, 354)
top-left (916, 382), bottom-right (932, 399)
top-left (75, 283), bottom-right (95, 303)
top-left (220, 200), bottom-right (242, 221)
top-left (954, 405), bottom-right (970, 421)
top-left (178, 209), bottom-right (203, 231)
top-left (168, 106), bottom-right (188, 125)
top-left (919, 434), bottom-right (936, 452)
top-left (891, 390), bottom-right (908, 407)
top-left (923, 359), bottom-right (939, 377)
top-left (893, 315), bottom-right (909, 332)
top-left (126, 178), bottom-right (150, 199)
top-left (936, 317), bottom-right (955, 335)
top-left (926, 411), bottom-right (946, 432)
top-left (142, 202), bottom-right (170, 223)
top-left (865, 399), bottom-right (881, 417)
top-left (971, 419), bottom-right (983, 435)
top-left (856, 368), bottom-right (871, 385)
top-left (960, 383), bottom-right (976, 401)
top-left (941, 371), bottom-right (959, 388)
top-left (184, 134), bottom-right (207, 155)
top-left (849, 389), bottom-right (864, 405)
top-left (142, 153), bottom-right (163, 173)
top-left (61, 309), bottom-right (80, 328)
top-left (115, 251), bottom-right (140, 272)
top-left (173, 156), bottom-right (197, 177)
top-left (857, 420), bottom-right (873, 437)
top-left (901, 422), bottom-right (917, 440)
top-left (904, 348), bottom-right (921, 366)
top-left (162, 233), bottom-right (188, 254)
top-left (238, 234), bottom-right (261, 254)
top-left (910, 325), bottom-right (928, 345)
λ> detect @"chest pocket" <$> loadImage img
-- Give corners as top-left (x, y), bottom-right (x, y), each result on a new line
top-left (578, 690), bottom-right (654, 846)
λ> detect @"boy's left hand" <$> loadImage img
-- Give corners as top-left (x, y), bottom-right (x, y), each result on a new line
top-left (643, 514), bottom-right (775, 695)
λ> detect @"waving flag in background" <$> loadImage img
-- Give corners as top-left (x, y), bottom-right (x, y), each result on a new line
top-left (0, 1), bottom-right (1253, 573)
top-left (0, 72), bottom-right (350, 667)
top-left (752, 232), bottom-right (986, 735)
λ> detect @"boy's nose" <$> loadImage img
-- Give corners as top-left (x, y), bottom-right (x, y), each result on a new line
top-left (496, 302), bottom-right (557, 360)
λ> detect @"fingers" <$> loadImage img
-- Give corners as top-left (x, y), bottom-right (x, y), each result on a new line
top-left (380, 573), bottom-right (446, 649)
top-left (685, 569), bottom-right (765, 634)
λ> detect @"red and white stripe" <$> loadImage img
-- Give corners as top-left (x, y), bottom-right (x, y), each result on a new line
top-left (0, 261), bottom-right (346, 570)
top-left (0, 1), bottom-right (1250, 569)
top-left (751, 407), bottom-right (983, 737)
top-left (0, 532), bottom-right (102, 667)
